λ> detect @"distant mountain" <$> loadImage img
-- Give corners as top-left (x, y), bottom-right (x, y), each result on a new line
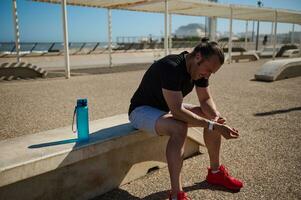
top-left (175, 23), bottom-right (206, 37)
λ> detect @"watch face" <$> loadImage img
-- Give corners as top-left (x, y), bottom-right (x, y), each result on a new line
top-left (208, 121), bottom-right (211, 130)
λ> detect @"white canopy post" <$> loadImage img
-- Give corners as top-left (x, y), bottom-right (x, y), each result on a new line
top-left (245, 20), bottom-right (248, 50)
top-left (164, 0), bottom-right (169, 56)
top-left (270, 22), bottom-right (274, 44)
top-left (12, 0), bottom-right (21, 63)
top-left (228, 6), bottom-right (233, 64)
top-left (255, 20), bottom-right (260, 50)
top-left (169, 13), bottom-right (172, 54)
top-left (272, 11), bottom-right (278, 60)
top-left (291, 24), bottom-right (295, 44)
top-left (252, 21), bottom-right (255, 42)
top-left (108, 8), bottom-right (112, 67)
top-left (61, 0), bottom-right (70, 79)
top-left (299, 25), bottom-right (301, 56)
top-left (213, 17), bottom-right (217, 41)
top-left (209, 16), bottom-right (217, 41)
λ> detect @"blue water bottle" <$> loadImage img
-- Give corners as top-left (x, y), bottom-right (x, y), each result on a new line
top-left (72, 99), bottom-right (89, 142)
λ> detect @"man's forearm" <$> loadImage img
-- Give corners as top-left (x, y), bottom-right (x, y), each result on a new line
top-left (171, 106), bottom-right (210, 128)
top-left (201, 98), bottom-right (219, 120)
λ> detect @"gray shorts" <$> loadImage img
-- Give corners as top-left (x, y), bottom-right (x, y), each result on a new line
top-left (129, 106), bottom-right (167, 135)
top-left (128, 104), bottom-right (196, 135)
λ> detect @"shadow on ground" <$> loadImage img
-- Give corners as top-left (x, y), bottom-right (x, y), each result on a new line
top-left (93, 180), bottom-right (239, 200)
top-left (0, 63), bottom-right (151, 82)
top-left (47, 63), bottom-right (150, 78)
top-left (254, 106), bottom-right (301, 116)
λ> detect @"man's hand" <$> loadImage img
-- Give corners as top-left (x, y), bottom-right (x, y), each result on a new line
top-left (212, 111), bottom-right (226, 124)
top-left (213, 116), bottom-right (226, 125)
top-left (215, 123), bottom-right (239, 140)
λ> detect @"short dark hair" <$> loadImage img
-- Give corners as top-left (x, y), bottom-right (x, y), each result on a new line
top-left (192, 38), bottom-right (224, 65)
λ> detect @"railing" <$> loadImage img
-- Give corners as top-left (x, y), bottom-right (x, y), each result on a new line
top-left (0, 40), bottom-right (288, 58)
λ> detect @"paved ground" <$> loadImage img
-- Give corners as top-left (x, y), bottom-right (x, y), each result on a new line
top-left (0, 49), bottom-right (190, 70)
top-left (0, 57), bottom-right (300, 199)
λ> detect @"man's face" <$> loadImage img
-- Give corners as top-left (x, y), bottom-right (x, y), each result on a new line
top-left (190, 52), bottom-right (222, 80)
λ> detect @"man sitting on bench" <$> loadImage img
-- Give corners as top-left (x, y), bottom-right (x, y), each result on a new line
top-left (128, 39), bottom-right (243, 200)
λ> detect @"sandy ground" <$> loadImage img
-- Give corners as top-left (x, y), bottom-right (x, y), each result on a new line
top-left (0, 58), bottom-right (300, 199)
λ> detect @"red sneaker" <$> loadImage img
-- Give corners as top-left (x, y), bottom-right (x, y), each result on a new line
top-left (206, 165), bottom-right (243, 191)
top-left (168, 191), bottom-right (191, 200)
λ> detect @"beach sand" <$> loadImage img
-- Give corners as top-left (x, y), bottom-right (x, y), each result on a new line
top-left (0, 58), bottom-right (300, 199)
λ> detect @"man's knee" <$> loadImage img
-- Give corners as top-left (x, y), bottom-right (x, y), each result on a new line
top-left (170, 121), bottom-right (188, 141)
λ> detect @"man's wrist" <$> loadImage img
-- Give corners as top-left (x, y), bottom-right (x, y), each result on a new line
top-left (208, 120), bottom-right (224, 132)
top-left (208, 120), bottom-right (215, 131)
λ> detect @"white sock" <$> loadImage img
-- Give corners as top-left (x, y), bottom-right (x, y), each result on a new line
top-left (211, 169), bottom-right (220, 174)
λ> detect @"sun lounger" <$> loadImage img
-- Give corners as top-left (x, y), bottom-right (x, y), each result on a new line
top-left (232, 51), bottom-right (259, 62)
top-left (255, 58), bottom-right (301, 81)
top-left (282, 49), bottom-right (300, 58)
top-left (0, 43), bottom-right (15, 57)
top-left (225, 51), bottom-right (259, 63)
top-left (259, 44), bottom-right (298, 58)
top-left (0, 62), bottom-right (47, 80)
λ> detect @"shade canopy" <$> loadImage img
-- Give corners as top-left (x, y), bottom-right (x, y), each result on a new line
top-left (31, 0), bottom-right (301, 24)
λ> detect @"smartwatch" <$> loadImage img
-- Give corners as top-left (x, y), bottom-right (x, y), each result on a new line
top-left (208, 121), bottom-right (215, 131)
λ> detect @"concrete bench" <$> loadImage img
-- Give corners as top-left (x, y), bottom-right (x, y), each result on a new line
top-left (258, 45), bottom-right (281, 58)
top-left (254, 58), bottom-right (301, 81)
top-left (225, 51), bottom-right (259, 63)
top-left (0, 114), bottom-right (204, 200)
top-left (282, 49), bottom-right (300, 58)
top-left (232, 52), bottom-right (259, 62)
top-left (259, 44), bottom-right (298, 58)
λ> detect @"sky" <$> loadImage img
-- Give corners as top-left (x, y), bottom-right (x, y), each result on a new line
top-left (1, 0), bottom-right (301, 42)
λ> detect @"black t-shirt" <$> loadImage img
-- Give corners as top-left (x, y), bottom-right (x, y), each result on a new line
top-left (128, 51), bottom-right (209, 115)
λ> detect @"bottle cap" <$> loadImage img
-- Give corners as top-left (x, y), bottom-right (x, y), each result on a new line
top-left (77, 98), bottom-right (88, 107)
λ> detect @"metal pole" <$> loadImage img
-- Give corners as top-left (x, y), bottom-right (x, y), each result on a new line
top-left (270, 22), bottom-right (274, 44)
top-left (169, 13), bottom-right (172, 54)
top-left (61, 0), bottom-right (70, 79)
top-left (205, 17), bottom-right (208, 37)
top-left (255, 20), bottom-right (260, 50)
top-left (12, 0), bottom-right (21, 63)
top-left (291, 24), bottom-right (295, 44)
top-left (208, 0), bottom-right (218, 39)
top-left (108, 9), bottom-right (112, 67)
top-left (299, 25), bottom-right (301, 57)
top-left (210, 16), bottom-right (217, 41)
top-left (252, 21), bottom-right (255, 42)
top-left (228, 7), bottom-right (233, 64)
top-left (272, 11), bottom-right (278, 60)
top-left (256, 0), bottom-right (263, 50)
top-left (164, 0), bottom-right (168, 56)
top-left (245, 20), bottom-right (248, 50)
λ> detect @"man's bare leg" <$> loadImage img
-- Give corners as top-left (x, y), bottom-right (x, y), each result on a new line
top-left (154, 105), bottom-right (222, 196)
top-left (203, 128), bottom-right (221, 170)
top-left (185, 105), bottom-right (221, 171)
top-left (185, 105), bottom-right (243, 191)
top-left (155, 114), bottom-right (188, 197)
